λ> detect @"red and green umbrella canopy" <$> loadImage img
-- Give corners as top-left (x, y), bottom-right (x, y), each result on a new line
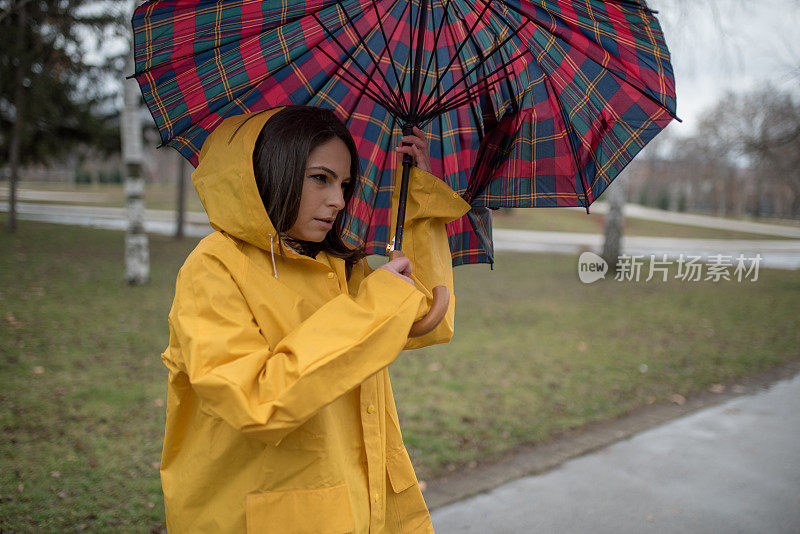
top-left (132, 0), bottom-right (677, 266)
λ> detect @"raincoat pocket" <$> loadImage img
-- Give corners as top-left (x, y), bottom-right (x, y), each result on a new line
top-left (245, 483), bottom-right (354, 534)
top-left (386, 448), bottom-right (418, 493)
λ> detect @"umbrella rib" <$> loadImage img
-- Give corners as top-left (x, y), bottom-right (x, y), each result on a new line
top-left (420, 30), bottom-right (530, 123)
top-left (311, 28), bottom-right (398, 113)
top-left (416, 1), bottom-right (493, 118)
top-left (422, 0), bottom-right (502, 121)
top-left (416, 0), bottom-right (457, 108)
top-left (371, 0), bottom-right (411, 117)
top-left (420, 18), bottom-right (530, 120)
top-left (544, 73), bottom-right (593, 211)
top-left (312, 11), bottom-right (400, 114)
top-left (408, 0), bottom-right (430, 124)
top-left (337, 0), bottom-right (407, 117)
top-left (475, 1), bottom-right (524, 115)
top-left (421, 59), bottom-right (524, 123)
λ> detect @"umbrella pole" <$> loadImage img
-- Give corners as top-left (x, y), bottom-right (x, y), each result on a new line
top-left (393, 124), bottom-right (415, 251)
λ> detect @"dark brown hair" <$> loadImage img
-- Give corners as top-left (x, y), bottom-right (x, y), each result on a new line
top-left (252, 105), bottom-right (367, 278)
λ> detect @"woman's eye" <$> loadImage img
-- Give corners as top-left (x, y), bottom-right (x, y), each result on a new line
top-left (311, 174), bottom-right (328, 183)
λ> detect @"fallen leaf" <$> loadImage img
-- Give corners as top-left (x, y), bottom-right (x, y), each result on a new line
top-left (669, 394), bottom-right (686, 405)
top-left (646, 396), bottom-right (656, 405)
top-left (50, 471), bottom-right (60, 478)
top-left (154, 398), bottom-right (164, 407)
top-left (32, 366), bottom-right (44, 375)
top-left (418, 480), bottom-right (427, 491)
top-left (150, 461), bottom-right (160, 470)
top-left (147, 502), bottom-right (155, 509)
top-left (427, 362), bottom-right (442, 372)
top-left (577, 341), bottom-right (588, 352)
top-left (709, 384), bottom-right (725, 394)
top-left (468, 461), bottom-right (477, 469)
top-left (57, 491), bottom-right (67, 499)
top-left (732, 385), bottom-right (746, 394)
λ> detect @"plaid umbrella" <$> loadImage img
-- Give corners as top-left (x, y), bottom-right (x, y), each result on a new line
top-left (132, 0), bottom-right (677, 267)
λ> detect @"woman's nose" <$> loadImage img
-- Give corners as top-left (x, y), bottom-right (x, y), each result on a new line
top-left (329, 185), bottom-right (346, 210)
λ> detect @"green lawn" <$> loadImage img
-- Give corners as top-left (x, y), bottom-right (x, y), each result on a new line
top-left (1, 219), bottom-right (798, 531)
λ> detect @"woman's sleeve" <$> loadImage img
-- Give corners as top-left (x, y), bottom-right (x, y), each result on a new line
top-left (389, 166), bottom-right (471, 350)
top-left (164, 251), bottom-right (426, 447)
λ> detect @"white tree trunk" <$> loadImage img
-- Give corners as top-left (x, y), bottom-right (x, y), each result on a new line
top-left (602, 172), bottom-right (629, 273)
top-left (121, 34), bottom-right (149, 285)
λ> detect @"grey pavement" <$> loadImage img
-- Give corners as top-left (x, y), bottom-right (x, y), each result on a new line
top-left (3, 200), bottom-right (800, 269)
top-left (430, 371), bottom-right (800, 534)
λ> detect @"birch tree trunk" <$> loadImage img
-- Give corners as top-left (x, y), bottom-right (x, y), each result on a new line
top-left (602, 172), bottom-right (629, 274)
top-left (6, 2), bottom-right (26, 233)
top-left (121, 33), bottom-right (149, 285)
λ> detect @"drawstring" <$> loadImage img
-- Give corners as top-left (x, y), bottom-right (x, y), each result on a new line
top-left (269, 234), bottom-right (278, 279)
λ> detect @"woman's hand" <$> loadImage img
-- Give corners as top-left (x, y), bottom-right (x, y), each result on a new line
top-left (378, 255), bottom-right (415, 286)
top-left (395, 126), bottom-right (432, 173)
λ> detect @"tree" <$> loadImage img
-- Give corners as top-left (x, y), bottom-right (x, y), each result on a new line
top-left (601, 171), bottom-right (629, 274)
top-left (121, 9), bottom-right (149, 285)
top-left (690, 88), bottom-right (800, 218)
top-left (0, 0), bottom-right (125, 232)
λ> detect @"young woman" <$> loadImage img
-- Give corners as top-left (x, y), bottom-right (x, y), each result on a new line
top-left (159, 106), bottom-right (470, 533)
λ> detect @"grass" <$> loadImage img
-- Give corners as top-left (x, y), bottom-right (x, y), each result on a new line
top-left (1, 218), bottom-right (799, 531)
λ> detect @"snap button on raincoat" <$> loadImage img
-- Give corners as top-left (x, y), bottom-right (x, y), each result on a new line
top-left (160, 109), bottom-right (471, 533)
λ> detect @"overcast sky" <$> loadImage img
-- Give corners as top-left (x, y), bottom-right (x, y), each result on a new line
top-left (649, 0), bottom-right (800, 136)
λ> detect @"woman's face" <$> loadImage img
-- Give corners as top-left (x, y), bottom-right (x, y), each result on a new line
top-left (287, 136), bottom-right (352, 242)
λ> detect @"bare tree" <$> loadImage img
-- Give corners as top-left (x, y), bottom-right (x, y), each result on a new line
top-left (694, 88), bottom-right (800, 218)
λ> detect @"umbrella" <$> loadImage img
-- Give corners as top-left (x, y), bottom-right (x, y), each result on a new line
top-left (132, 0), bottom-right (677, 270)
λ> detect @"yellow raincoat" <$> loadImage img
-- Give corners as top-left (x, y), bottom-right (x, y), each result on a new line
top-left (160, 109), bottom-right (470, 533)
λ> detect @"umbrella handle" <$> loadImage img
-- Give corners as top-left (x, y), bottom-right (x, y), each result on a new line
top-left (389, 250), bottom-right (449, 338)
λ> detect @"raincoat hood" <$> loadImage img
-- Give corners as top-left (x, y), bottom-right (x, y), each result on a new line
top-left (192, 108), bottom-right (285, 253)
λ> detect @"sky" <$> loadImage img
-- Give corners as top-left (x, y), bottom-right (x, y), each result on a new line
top-left (648, 0), bottom-right (800, 136)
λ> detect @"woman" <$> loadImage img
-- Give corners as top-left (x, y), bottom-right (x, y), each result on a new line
top-left (160, 106), bottom-right (470, 533)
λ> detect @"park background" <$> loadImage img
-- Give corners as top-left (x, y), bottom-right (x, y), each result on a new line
top-left (2, 0), bottom-right (799, 531)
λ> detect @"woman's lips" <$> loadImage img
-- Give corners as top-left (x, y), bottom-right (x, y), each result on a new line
top-left (314, 218), bottom-right (333, 229)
